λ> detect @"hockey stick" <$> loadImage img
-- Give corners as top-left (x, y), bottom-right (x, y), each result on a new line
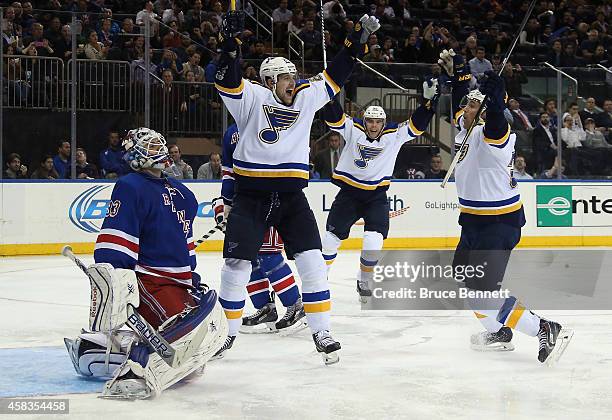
top-left (440, 0), bottom-right (537, 188)
top-left (194, 220), bottom-right (227, 248)
top-left (357, 58), bottom-right (408, 92)
top-left (354, 206), bottom-right (409, 226)
top-left (320, 0), bottom-right (327, 69)
top-left (61, 245), bottom-right (178, 368)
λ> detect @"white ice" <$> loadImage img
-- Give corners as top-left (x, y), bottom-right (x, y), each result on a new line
top-left (1, 251), bottom-right (611, 420)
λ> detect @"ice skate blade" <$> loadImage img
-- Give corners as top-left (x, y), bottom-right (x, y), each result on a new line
top-left (320, 350), bottom-right (340, 365)
top-left (239, 322), bottom-right (277, 334)
top-left (545, 328), bottom-right (574, 367)
top-left (100, 379), bottom-right (151, 400)
top-left (277, 319), bottom-right (308, 337)
top-left (471, 342), bottom-right (515, 352)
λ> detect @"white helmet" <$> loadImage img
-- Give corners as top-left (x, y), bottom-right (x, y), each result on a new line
top-left (461, 89), bottom-right (487, 111)
top-left (363, 105), bottom-right (387, 139)
top-left (123, 128), bottom-right (170, 171)
top-left (259, 57), bottom-right (297, 103)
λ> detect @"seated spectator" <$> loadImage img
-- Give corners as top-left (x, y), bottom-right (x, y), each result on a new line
top-left (84, 31), bottom-right (108, 60)
top-left (502, 62), bottom-right (527, 99)
top-left (513, 155), bottom-right (533, 180)
top-left (533, 112), bottom-right (558, 172)
top-left (401, 34), bottom-right (420, 63)
top-left (424, 155), bottom-right (447, 179)
top-left (181, 51), bottom-right (204, 81)
top-left (246, 41), bottom-right (270, 60)
top-left (30, 154), bottom-right (60, 180)
top-left (53, 24), bottom-right (74, 62)
top-left (115, 18), bottom-right (136, 51)
top-left (53, 141), bottom-right (71, 179)
top-left (544, 98), bottom-right (558, 130)
top-left (584, 118), bottom-right (612, 149)
top-left (508, 98), bottom-right (533, 131)
top-left (595, 99), bottom-right (612, 138)
top-left (45, 16), bottom-right (63, 49)
top-left (561, 102), bottom-right (583, 131)
top-left (580, 29), bottom-right (600, 62)
top-left (519, 17), bottom-right (541, 45)
top-left (185, 0), bottom-right (206, 30)
top-left (314, 132), bottom-right (342, 179)
top-left (3, 153), bottom-right (28, 179)
top-left (75, 148), bottom-right (99, 179)
top-left (162, 20), bottom-right (182, 48)
top-left (163, 1), bottom-right (185, 26)
top-left (273, 0), bottom-right (293, 39)
top-left (560, 42), bottom-right (580, 67)
top-left (469, 47), bottom-right (492, 83)
top-left (197, 152), bottom-right (222, 179)
top-left (579, 97), bottom-right (599, 124)
top-left (538, 157), bottom-right (566, 180)
top-left (561, 115), bottom-right (585, 148)
top-left (546, 39), bottom-right (563, 67)
top-left (97, 18), bottom-right (115, 48)
top-left (23, 23), bottom-right (53, 57)
top-left (299, 19), bottom-right (322, 59)
top-left (363, 44), bottom-right (384, 62)
top-left (288, 9), bottom-right (304, 34)
top-left (590, 45), bottom-right (609, 66)
top-left (100, 131), bottom-right (130, 178)
top-left (136, 1), bottom-right (160, 36)
top-left (164, 144), bottom-right (193, 179)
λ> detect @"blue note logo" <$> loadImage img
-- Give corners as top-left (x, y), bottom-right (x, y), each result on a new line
top-left (259, 105), bottom-right (300, 144)
top-left (354, 144), bottom-right (383, 169)
top-left (69, 185), bottom-right (112, 233)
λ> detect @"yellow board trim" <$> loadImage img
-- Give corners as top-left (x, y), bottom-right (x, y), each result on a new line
top-left (474, 312), bottom-right (487, 319)
top-left (215, 79), bottom-right (245, 94)
top-left (323, 70), bottom-right (340, 94)
top-left (233, 167), bottom-right (309, 179)
top-left (303, 301), bottom-right (331, 313)
top-left (4, 236), bottom-right (612, 256)
top-left (224, 309), bottom-right (243, 320)
top-left (506, 304), bottom-right (525, 329)
top-left (460, 202), bottom-right (523, 215)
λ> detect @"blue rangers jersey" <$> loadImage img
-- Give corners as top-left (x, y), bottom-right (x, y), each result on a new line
top-left (451, 82), bottom-right (525, 227)
top-left (94, 172), bottom-right (199, 287)
top-left (214, 48), bottom-right (357, 191)
top-left (221, 123), bottom-right (239, 205)
top-left (322, 100), bottom-right (435, 192)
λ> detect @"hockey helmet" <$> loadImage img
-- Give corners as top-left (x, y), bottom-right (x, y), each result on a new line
top-left (460, 89), bottom-right (487, 111)
top-left (363, 105), bottom-right (387, 139)
top-left (259, 57), bottom-right (297, 85)
top-left (123, 128), bottom-right (171, 171)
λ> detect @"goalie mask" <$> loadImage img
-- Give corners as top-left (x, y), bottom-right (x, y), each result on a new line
top-left (259, 57), bottom-right (298, 104)
top-left (123, 128), bottom-right (171, 171)
top-left (363, 105), bottom-right (387, 139)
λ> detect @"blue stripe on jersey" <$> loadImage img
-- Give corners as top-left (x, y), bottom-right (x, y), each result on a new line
top-left (302, 290), bottom-right (331, 303)
top-left (458, 195), bottom-right (520, 208)
top-left (218, 297), bottom-right (246, 309)
top-left (333, 169), bottom-right (392, 185)
top-left (233, 158), bottom-right (310, 171)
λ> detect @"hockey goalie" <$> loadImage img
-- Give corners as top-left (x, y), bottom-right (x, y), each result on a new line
top-left (63, 128), bottom-right (227, 399)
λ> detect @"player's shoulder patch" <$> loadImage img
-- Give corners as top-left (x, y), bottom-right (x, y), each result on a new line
top-left (307, 74), bottom-right (323, 82)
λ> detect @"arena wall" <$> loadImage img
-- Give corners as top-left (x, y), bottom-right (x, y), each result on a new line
top-left (2, 180), bottom-right (612, 256)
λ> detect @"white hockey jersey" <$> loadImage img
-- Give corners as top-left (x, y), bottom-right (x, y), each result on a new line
top-left (327, 115), bottom-right (424, 190)
top-left (216, 73), bottom-right (340, 191)
top-left (453, 110), bottom-right (522, 216)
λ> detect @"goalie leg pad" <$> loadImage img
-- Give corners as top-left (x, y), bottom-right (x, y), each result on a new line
top-left (86, 263), bottom-right (139, 332)
top-left (64, 330), bottom-right (134, 378)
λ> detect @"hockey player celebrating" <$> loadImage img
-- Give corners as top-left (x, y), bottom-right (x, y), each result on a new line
top-left (213, 10), bottom-right (380, 364)
top-left (439, 50), bottom-right (573, 364)
top-left (320, 81), bottom-right (439, 301)
top-left (212, 123), bottom-right (306, 337)
top-left (64, 128), bottom-right (227, 399)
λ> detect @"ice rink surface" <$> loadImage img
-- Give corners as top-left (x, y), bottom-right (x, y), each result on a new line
top-left (1, 251), bottom-right (611, 420)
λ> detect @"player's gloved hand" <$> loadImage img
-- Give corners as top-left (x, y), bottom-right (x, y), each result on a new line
top-left (219, 10), bottom-right (244, 53)
top-left (345, 14), bottom-right (380, 57)
top-left (438, 49), bottom-right (471, 84)
top-left (212, 197), bottom-right (225, 225)
top-left (479, 70), bottom-right (506, 112)
top-left (422, 77), bottom-right (440, 107)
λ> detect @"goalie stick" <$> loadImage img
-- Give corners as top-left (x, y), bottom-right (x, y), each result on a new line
top-left (194, 220), bottom-right (227, 248)
top-left (61, 245), bottom-right (205, 369)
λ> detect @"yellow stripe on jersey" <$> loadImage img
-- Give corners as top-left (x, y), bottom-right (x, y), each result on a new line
top-left (215, 79), bottom-right (245, 94)
top-left (460, 201), bottom-right (523, 215)
top-left (506, 304), bottom-right (525, 329)
top-left (303, 301), bottom-right (331, 313)
top-left (332, 173), bottom-right (391, 190)
top-left (483, 125), bottom-right (511, 145)
top-left (409, 119), bottom-right (424, 136)
top-left (292, 83), bottom-right (310, 97)
top-left (454, 109), bottom-right (464, 125)
top-left (234, 166), bottom-right (310, 179)
top-left (382, 127), bottom-right (398, 135)
top-left (323, 70), bottom-right (341, 95)
top-left (353, 121), bottom-right (365, 132)
top-left (326, 113), bottom-right (346, 127)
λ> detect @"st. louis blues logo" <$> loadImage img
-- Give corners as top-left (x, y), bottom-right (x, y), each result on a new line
top-left (354, 144), bottom-right (383, 169)
top-left (259, 105), bottom-right (300, 144)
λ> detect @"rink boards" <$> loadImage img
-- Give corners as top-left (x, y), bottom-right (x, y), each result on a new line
top-left (1, 179), bottom-right (612, 255)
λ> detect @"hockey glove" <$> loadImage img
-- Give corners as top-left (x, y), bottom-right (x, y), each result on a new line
top-left (479, 70), bottom-right (507, 113)
top-left (438, 49), bottom-right (471, 84)
top-left (219, 11), bottom-right (244, 53)
top-left (422, 77), bottom-right (440, 108)
top-left (345, 14), bottom-right (381, 57)
top-left (212, 197), bottom-right (225, 225)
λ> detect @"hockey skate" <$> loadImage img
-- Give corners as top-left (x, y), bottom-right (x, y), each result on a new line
top-left (312, 330), bottom-right (341, 365)
top-left (275, 297), bottom-right (308, 336)
top-left (211, 335), bottom-right (236, 360)
top-left (102, 377), bottom-right (151, 400)
top-left (357, 278), bottom-right (372, 304)
top-left (471, 326), bottom-right (515, 351)
top-left (537, 319), bottom-right (574, 366)
top-left (240, 293), bottom-right (278, 334)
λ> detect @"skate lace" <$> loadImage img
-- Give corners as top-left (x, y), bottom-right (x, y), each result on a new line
top-left (280, 301), bottom-right (298, 321)
top-left (538, 326), bottom-right (548, 350)
top-left (316, 331), bottom-right (335, 346)
top-left (246, 304), bottom-right (271, 320)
